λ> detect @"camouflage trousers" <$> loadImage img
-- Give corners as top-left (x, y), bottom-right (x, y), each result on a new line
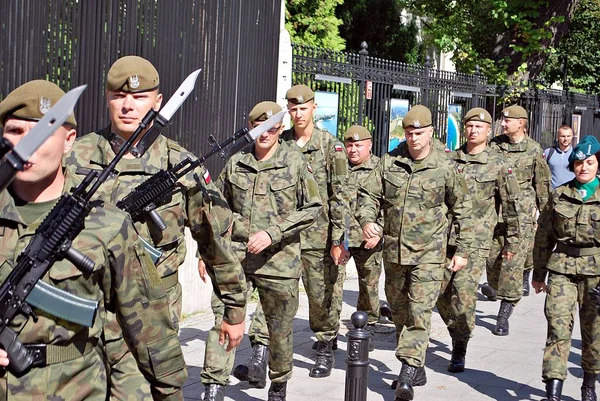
top-left (385, 262), bottom-right (444, 367)
top-left (201, 275), bottom-right (299, 385)
top-left (0, 346), bottom-right (107, 400)
top-left (437, 249), bottom-right (486, 341)
top-left (103, 281), bottom-right (182, 400)
top-left (349, 244), bottom-right (383, 324)
top-left (542, 271), bottom-right (600, 381)
top-left (486, 223), bottom-right (534, 304)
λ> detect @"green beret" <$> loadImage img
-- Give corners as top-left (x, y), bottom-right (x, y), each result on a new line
top-left (569, 135), bottom-right (600, 163)
top-left (502, 105), bottom-right (528, 119)
top-left (344, 125), bottom-right (371, 142)
top-left (402, 105), bottom-right (432, 129)
top-left (106, 55), bottom-right (160, 93)
top-left (463, 107), bottom-right (492, 124)
top-left (249, 101), bottom-right (282, 123)
top-left (0, 79), bottom-right (77, 127)
top-left (286, 84), bottom-right (315, 104)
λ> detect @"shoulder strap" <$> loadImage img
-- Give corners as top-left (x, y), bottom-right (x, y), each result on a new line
top-left (166, 139), bottom-right (182, 167)
top-left (545, 147), bottom-right (555, 162)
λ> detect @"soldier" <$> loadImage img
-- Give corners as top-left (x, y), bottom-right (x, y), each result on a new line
top-left (357, 105), bottom-right (474, 401)
top-left (234, 85), bottom-right (350, 379)
top-left (343, 125), bottom-right (383, 325)
top-left (65, 56), bottom-right (247, 399)
top-left (200, 101), bottom-right (322, 401)
top-left (0, 80), bottom-right (186, 400)
top-left (483, 105), bottom-right (550, 336)
top-left (532, 135), bottom-right (600, 401)
top-left (436, 108), bottom-right (520, 373)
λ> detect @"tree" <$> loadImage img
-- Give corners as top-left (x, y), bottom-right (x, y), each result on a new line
top-left (403, 0), bottom-right (580, 84)
top-left (285, 0), bottom-right (346, 50)
top-left (540, 0), bottom-right (600, 93)
top-left (336, 0), bottom-right (424, 63)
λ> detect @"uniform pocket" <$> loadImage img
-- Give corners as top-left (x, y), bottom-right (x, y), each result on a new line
top-left (383, 172), bottom-right (406, 200)
top-left (270, 179), bottom-right (297, 215)
top-left (475, 175), bottom-right (496, 200)
top-left (421, 179), bottom-right (445, 208)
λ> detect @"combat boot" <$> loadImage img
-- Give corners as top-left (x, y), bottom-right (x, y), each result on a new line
top-left (391, 366), bottom-right (426, 389)
top-left (312, 335), bottom-right (338, 350)
top-left (232, 343), bottom-right (268, 388)
top-left (267, 381), bottom-right (287, 401)
top-left (493, 300), bottom-right (514, 336)
top-left (447, 339), bottom-right (468, 373)
top-left (480, 283), bottom-right (498, 301)
top-left (394, 363), bottom-right (427, 400)
top-left (380, 300), bottom-right (394, 323)
top-left (523, 269), bottom-right (531, 296)
top-left (545, 379), bottom-right (563, 401)
top-left (582, 371), bottom-right (597, 401)
top-left (309, 340), bottom-right (334, 378)
top-left (202, 384), bottom-right (225, 401)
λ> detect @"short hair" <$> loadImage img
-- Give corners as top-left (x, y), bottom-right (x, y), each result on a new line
top-left (558, 125), bottom-right (573, 134)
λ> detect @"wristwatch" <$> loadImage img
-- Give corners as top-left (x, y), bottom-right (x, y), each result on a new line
top-left (332, 239), bottom-right (341, 246)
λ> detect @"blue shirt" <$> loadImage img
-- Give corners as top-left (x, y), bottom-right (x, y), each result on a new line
top-left (544, 146), bottom-right (575, 190)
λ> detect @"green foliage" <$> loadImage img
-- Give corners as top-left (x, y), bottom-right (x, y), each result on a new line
top-left (285, 0), bottom-right (346, 50)
top-left (539, 0), bottom-right (600, 93)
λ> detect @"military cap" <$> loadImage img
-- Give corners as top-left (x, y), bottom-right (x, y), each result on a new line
top-left (286, 84), bottom-right (315, 104)
top-left (502, 105), bottom-right (528, 119)
top-left (0, 79), bottom-right (77, 127)
top-left (402, 105), bottom-right (432, 129)
top-left (344, 125), bottom-right (371, 142)
top-left (463, 107), bottom-right (492, 124)
top-left (569, 135), bottom-right (600, 163)
top-left (249, 101), bottom-right (282, 123)
top-left (106, 55), bottom-right (160, 93)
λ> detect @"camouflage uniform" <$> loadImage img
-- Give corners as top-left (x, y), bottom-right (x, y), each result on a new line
top-left (201, 140), bottom-right (322, 385)
top-left (437, 145), bottom-right (520, 340)
top-left (357, 142), bottom-right (474, 367)
top-left (0, 171), bottom-right (186, 401)
top-left (347, 154), bottom-right (383, 324)
top-left (65, 130), bottom-right (246, 398)
top-left (533, 182), bottom-right (600, 382)
top-left (487, 135), bottom-right (550, 302)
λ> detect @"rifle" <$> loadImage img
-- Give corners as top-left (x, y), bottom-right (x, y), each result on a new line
top-left (117, 109), bottom-right (287, 232)
top-left (0, 70), bottom-right (200, 375)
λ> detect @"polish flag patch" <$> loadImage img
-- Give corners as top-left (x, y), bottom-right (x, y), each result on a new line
top-left (307, 164), bottom-right (313, 173)
top-left (203, 170), bottom-right (212, 184)
top-left (335, 144), bottom-right (343, 152)
top-left (507, 168), bottom-right (513, 174)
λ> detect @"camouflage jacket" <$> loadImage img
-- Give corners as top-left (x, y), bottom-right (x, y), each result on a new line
top-left (218, 140), bottom-right (322, 278)
top-left (357, 142), bottom-right (475, 264)
top-left (448, 145), bottom-right (521, 253)
top-left (281, 127), bottom-right (349, 249)
top-left (0, 171), bottom-right (186, 400)
top-left (533, 181), bottom-right (600, 281)
top-left (64, 129), bottom-right (246, 324)
top-left (489, 135), bottom-right (551, 232)
top-left (348, 154), bottom-right (381, 248)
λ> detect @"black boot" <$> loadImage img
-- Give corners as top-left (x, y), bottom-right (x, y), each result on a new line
top-left (523, 270), bottom-right (531, 296)
top-left (312, 335), bottom-right (338, 350)
top-left (380, 300), bottom-right (394, 323)
top-left (582, 371), bottom-right (598, 401)
top-left (394, 364), bottom-right (427, 400)
top-left (448, 339), bottom-right (468, 373)
top-left (202, 384), bottom-right (225, 401)
top-left (481, 283), bottom-right (498, 301)
top-left (309, 340), bottom-right (334, 378)
top-left (493, 300), bottom-right (514, 336)
top-left (545, 379), bottom-right (563, 401)
top-left (232, 344), bottom-right (268, 388)
top-left (267, 381), bottom-right (287, 401)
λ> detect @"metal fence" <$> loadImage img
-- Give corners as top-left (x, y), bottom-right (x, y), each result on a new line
top-left (292, 42), bottom-right (600, 155)
top-left (0, 0), bottom-right (281, 174)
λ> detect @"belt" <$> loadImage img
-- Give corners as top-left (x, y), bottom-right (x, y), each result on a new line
top-left (161, 272), bottom-right (179, 290)
top-left (25, 339), bottom-right (98, 368)
top-left (555, 242), bottom-right (600, 257)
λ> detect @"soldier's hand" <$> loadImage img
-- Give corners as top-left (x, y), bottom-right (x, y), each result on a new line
top-left (197, 259), bottom-right (208, 283)
top-left (331, 245), bottom-right (350, 265)
top-left (363, 223), bottom-right (382, 240)
top-left (0, 349), bottom-right (8, 367)
top-left (532, 280), bottom-right (546, 294)
top-left (364, 236), bottom-right (381, 250)
top-left (447, 255), bottom-right (467, 272)
top-left (502, 250), bottom-right (516, 261)
top-left (220, 321), bottom-right (246, 352)
top-left (248, 230), bottom-right (272, 254)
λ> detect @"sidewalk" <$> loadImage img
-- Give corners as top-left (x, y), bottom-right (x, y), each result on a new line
top-left (179, 264), bottom-right (586, 401)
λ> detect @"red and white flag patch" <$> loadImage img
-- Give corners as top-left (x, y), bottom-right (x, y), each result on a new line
top-left (203, 170), bottom-right (212, 184)
top-left (307, 164), bottom-right (313, 173)
top-left (507, 168), bottom-right (513, 174)
top-left (334, 144), bottom-right (343, 152)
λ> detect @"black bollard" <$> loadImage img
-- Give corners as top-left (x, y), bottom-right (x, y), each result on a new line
top-left (344, 311), bottom-right (371, 401)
